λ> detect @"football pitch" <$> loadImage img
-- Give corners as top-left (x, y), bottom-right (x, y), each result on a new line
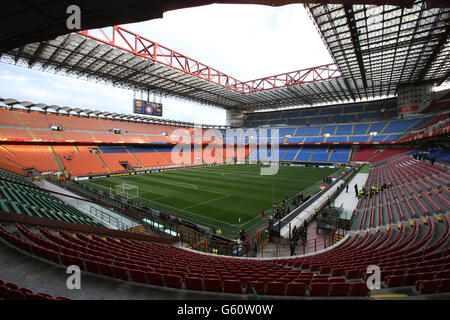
top-left (83, 165), bottom-right (341, 234)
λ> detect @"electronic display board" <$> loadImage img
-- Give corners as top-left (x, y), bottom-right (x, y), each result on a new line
top-left (133, 99), bottom-right (163, 117)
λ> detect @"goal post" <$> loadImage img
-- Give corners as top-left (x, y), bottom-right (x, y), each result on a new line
top-left (114, 183), bottom-right (139, 199)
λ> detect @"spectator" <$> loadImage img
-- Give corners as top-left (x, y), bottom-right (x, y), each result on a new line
top-left (239, 230), bottom-right (246, 242)
top-left (290, 241), bottom-right (296, 256)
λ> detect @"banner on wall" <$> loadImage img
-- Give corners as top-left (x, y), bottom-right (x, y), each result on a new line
top-left (398, 105), bottom-right (419, 113)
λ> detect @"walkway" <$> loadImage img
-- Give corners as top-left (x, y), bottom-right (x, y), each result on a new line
top-left (333, 172), bottom-right (369, 212)
top-left (280, 178), bottom-right (345, 238)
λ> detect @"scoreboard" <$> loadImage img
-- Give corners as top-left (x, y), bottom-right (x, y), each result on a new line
top-left (133, 99), bottom-right (163, 117)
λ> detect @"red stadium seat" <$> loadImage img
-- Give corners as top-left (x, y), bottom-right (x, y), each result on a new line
top-left (147, 272), bottom-right (164, 286)
top-left (5, 283), bottom-right (19, 291)
top-left (330, 283), bottom-right (350, 296)
top-left (84, 260), bottom-right (99, 274)
top-left (0, 285), bottom-right (7, 299)
top-left (6, 289), bottom-right (25, 300)
top-left (129, 270), bottom-right (148, 284)
top-left (113, 266), bottom-right (129, 281)
top-left (308, 283), bottom-right (329, 296)
top-left (439, 279), bottom-right (450, 293)
top-left (350, 283), bottom-right (370, 297)
top-left (385, 275), bottom-right (404, 287)
top-left (98, 263), bottom-right (115, 278)
top-left (25, 293), bottom-right (47, 300)
top-left (266, 282), bottom-right (285, 296)
top-left (417, 280), bottom-right (440, 295)
top-left (185, 277), bottom-right (203, 291)
top-left (165, 274), bottom-right (183, 289)
top-left (246, 281), bottom-right (266, 295)
top-left (403, 274), bottom-right (420, 286)
top-left (204, 278), bottom-right (223, 293)
top-left (286, 283), bottom-right (306, 296)
top-left (223, 280), bottom-right (242, 294)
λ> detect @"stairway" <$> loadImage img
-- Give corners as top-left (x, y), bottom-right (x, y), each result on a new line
top-left (124, 224), bottom-right (149, 235)
top-left (48, 146), bottom-right (66, 173)
top-left (333, 232), bottom-right (345, 244)
top-left (154, 148), bottom-right (172, 165)
top-left (124, 146), bottom-right (144, 167)
top-left (95, 153), bottom-right (111, 173)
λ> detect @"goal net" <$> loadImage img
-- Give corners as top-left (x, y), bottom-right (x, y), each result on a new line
top-left (114, 183), bottom-right (139, 199)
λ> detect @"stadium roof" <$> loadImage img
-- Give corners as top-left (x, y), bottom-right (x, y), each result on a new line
top-left (3, 1), bottom-right (442, 52)
top-left (307, 1), bottom-right (450, 93)
top-left (0, 1), bottom-right (449, 112)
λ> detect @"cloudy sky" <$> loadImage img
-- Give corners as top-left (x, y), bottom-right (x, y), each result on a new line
top-left (0, 3), bottom-right (333, 125)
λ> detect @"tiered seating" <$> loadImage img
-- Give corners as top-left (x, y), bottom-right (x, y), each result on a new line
top-left (0, 223), bottom-right (369, 297)
top-left (0, 128), bottom-right (34, 140)
top-left (0, 109), bottom-right (189, 144)
top-left (355, 154), bottom-right (450, 229)
top-left (273, 217), bottom-right (450, 295)
top-left (352, 147), bottom-right (416, 163)
top-left (1, 145), bottom-right (58, 172)
top-left (0, 279), bottom-right (70, 300)
top-left (14, 110), bottom-right (51, 128)
top-left (244, 99), bottom-right (399, 127)
top-left (0, 169), bottom-right (103, 227)
top-left (53, 146), bottom-right (108, 176)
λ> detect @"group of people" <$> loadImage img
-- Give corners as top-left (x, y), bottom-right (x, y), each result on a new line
top-left (289, 224), bottom-right (308, 256)
top-left (355, 183), bottom-right (391, 198)
top-left (413, 152), bottom-right (436, 166)
top-left (273, 205), bottom-right (289, 220)
top-left (291, 225), bottom-right (307, 243)
top-left (323, 176), bottom-right (333, 184)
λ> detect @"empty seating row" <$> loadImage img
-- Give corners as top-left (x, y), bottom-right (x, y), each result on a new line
top-left (0, 170), bottom-right (103, 227)
top-left (273, 215), bottom-right (450, 294)
top-left (0, 223), bottom-right (369, 297)
top-left (0, 279), bottom-right (70, 300)
top-left (244, 100), bottom-right (399, 127)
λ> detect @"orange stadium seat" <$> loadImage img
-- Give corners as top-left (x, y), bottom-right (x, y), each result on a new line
top-left (57, 131), bottom-right (94, 142)
top-left (99, 153), bottom-right (141, 172)
top-left (2, 145), bottom-right (58, 172)
top-left (53, 145), bottom-right (107, 175)
top-left (90, 133), bottom-right (123, 143)
top-left (120, 135), bottom-right (151, 144)
top-left (13, 110), bottom-right (50, 128)
top-left (29, 130), bottom-right (58, 141)
top-left (0, 156), bottom-right (25, 175)
top-left (0, 109), bottom-right (23, 127)
top-left (0, 128), bottom-right (34, 140)
top-left (60, 116), bottom-right (102, 131)
top-left (133, 152), bottom-right (172, 167)
top-left (44, 113), bottom-right (67, 128)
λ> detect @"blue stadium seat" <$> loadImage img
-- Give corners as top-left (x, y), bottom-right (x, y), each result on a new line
top-left (335, 124), bottom-right (352, 135)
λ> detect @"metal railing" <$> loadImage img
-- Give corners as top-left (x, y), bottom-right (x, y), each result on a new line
top-left (88, 206), bottom-right (132, 231)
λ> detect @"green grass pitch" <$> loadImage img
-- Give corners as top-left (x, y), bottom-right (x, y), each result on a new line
top-left (82, 164), bottom-right (340, 233)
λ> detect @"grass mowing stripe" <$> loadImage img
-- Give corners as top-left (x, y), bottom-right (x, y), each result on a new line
top-left (183, 193), bottom-right (231, 210)
top-left (82, 165), bottom-right (340, 234)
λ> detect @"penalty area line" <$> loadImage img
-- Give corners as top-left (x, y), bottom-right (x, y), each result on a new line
top-left (183, 194), bottom-right (231, 210)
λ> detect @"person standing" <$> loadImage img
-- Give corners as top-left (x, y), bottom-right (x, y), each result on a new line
top-left (346, 184), bottom-right (349, 193)
top-left (290, 241), bottom-right (296, 256)
top-left (354, 184), bottom-right (358, 198)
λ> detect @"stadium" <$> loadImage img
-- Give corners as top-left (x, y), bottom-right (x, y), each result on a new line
top-left (0, 0), bottom-right (449, 304)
